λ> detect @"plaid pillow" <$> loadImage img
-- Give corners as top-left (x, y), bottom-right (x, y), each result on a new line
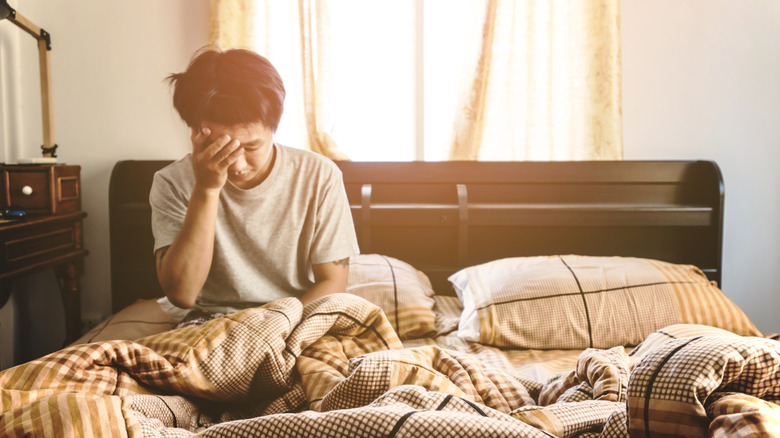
top-left (628, 323), bottom-right (739, 361)
top-left (450, 255), bottom-right (760, 349)
top-left (347, 254), bottom-right (437, 339)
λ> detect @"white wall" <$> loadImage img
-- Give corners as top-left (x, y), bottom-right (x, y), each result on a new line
top-left (621, 1), bottom-right (780, 333)
top-left (0, 0), bottom-right (208, 365)
top-left (1, 0), bottom-right (777, 366)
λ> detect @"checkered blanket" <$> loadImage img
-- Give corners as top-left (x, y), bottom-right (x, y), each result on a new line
top-left (1, 294), bottom-right (779, 437)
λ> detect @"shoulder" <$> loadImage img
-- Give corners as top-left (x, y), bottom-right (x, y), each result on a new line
top-left (151, 155), bottom-right (195, 199)
top-left (278, 144), bottom-right (336, 166)
top-left (153, 155), bottom-right (194, 184)
top-left (277, 145), bottom-right (342, 179)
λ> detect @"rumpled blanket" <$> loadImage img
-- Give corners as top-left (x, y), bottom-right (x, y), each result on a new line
top-left (1, 294), bottom-right (779, 437)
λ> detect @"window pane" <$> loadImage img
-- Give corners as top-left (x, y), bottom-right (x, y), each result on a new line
top-left (423, 0), bottom-right (483, 161)
top-left (330, 1), bottom-right (415, 161)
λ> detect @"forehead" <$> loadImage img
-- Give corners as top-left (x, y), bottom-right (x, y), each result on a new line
top-left (202, 121), bottom-right (272, 141)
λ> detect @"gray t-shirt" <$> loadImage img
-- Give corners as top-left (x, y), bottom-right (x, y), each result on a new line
top-left (150, 144), bottom-right (359, 313)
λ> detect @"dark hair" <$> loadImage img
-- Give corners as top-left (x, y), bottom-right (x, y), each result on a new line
top-left (167, 48), bottom-right (285, 131)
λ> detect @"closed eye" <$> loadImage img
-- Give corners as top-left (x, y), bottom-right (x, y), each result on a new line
top-left (241, 141), bottom-right (263, 150)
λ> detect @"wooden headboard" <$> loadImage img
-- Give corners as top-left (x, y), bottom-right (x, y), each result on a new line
top-left (109, 160), bottom-right (723, 312)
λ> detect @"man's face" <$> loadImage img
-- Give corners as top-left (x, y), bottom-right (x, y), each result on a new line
top-left (200, 121), bottom-right (275, 190)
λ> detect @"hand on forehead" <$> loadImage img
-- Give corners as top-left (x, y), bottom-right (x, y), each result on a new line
top-left (199, 121), bottom-right (274, 150)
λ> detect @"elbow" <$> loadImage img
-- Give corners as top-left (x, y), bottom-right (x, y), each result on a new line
top-left (155, 252), bottom-right (206, 310)
top-left (166, 293), bottom-right (195, 310)
top-left (159, 277), bottom-right (197, 309)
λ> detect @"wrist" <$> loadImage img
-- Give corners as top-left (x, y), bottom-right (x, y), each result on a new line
top-left (192, 183), bottom-right (222, 199)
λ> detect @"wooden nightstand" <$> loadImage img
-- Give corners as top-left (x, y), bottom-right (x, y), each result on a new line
top-left (0, 164), bottom-right (87, 345)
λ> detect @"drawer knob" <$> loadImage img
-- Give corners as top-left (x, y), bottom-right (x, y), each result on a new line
top-left (21, 185), bottom-right (34, 196)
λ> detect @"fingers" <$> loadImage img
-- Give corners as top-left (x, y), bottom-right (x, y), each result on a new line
top-left (190, 126), bottom-right (244, 190)
top-left (227, 147), bottom-right (248, 173)
top-left (191, 127), bottom-right (211, 150)
top-left (192, 127), bottom-right (241, 164)
top-left (215, 140), bottom-right (244, 167)
top-left (195, 127), bottom-right (231, 158)
top-left (225, 143), bottom-right (245, 162)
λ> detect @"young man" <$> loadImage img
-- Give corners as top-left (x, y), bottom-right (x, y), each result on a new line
top-left (150, 48), bottom-right (359, 316)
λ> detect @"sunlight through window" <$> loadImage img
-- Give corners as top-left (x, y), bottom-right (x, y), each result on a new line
top-left (270, 1), bottom-right (478, 161)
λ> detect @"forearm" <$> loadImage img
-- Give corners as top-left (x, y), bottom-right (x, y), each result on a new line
top-left (300, 279), bottom-right (345, 306)
top-left (157, 185), bottom-right (221, 308)
top-left (300, 258), bottom-right (350, 306)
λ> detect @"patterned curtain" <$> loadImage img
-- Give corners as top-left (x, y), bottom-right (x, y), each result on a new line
top-left (449, 0), bottom-right (623, 161)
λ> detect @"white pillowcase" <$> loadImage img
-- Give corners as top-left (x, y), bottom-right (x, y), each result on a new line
top-left (157, 296), bottom-right (190, 319)
top-left (451, 271), bottom-right (480, 342)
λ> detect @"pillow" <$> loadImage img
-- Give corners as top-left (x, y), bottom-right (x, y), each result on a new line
top-left (450, 255), bottom-right (761, 350)
top-left (71, 298), bottom-right (184, 345)
top-left (347, 254), bottom-right (436, 339)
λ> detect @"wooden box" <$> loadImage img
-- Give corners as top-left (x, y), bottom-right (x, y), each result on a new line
top-left (1, 164), bottom-right (81, 215)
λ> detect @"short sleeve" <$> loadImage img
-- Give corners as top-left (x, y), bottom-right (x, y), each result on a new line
top-left (309, 164), bottom-right (360, 265)
top-left (149, 170), bottom-right (189, 253)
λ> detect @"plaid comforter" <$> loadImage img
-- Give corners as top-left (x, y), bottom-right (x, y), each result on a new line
top-left (1, 294), bottom-right (779, 437)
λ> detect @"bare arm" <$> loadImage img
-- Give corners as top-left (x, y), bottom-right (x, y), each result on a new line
top-left (155, 127), bottom-right (243, 309)
top-left (299, 257), bottom-right (350, 306)
top-left (155, 186), bottom-right (220, 308)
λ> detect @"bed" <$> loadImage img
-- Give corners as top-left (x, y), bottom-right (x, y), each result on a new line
top-left (1, 159), bottom-right (779, 437)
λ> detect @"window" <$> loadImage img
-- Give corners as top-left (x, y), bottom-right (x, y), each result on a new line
top-left (270, 1), bottom-right (478, 161)
top-left (251, 1), bottom-right (623, 162)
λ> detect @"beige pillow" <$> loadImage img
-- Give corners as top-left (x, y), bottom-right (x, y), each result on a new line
top-left (347, 254), bottom-right (436, 339)
top-left (450, 255), bottom-right (760, 350)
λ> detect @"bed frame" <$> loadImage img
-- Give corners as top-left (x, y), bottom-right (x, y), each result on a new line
top-left (109, 160), bottom-right (723, 312)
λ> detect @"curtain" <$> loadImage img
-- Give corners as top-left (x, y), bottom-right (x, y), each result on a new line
top-left (211, 0), bottom-right (622, 162)
top-left (449, 0), bottom-right (623, 161)
top-left (209, 0), bottom-right (347, 160)
top-left (209, 0), bottom-right (256, 50)
top-left (296, 0), bottom-right (348, 160)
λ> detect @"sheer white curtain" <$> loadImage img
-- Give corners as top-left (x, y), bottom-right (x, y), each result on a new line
top-left (209, 0), bottom-right (622, 161)
top-left (449, 0), bottom-right (623, 160)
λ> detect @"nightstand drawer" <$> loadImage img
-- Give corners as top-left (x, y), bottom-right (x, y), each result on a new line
top-left (1, 164), bottom-right (81, 215)
top-left (5, 225), bottom-right (76, 264)
top-left (0, 212), bottom-right (85, 274)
